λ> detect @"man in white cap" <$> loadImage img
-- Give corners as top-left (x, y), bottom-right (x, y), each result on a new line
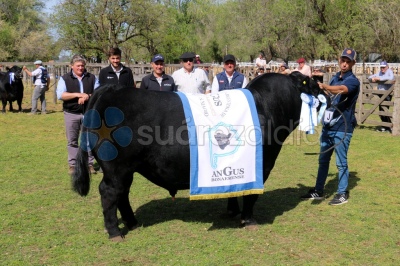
top-left (23, 60), bottom-right (49, 115)
top-left (172, 52), bottom-right (211, 94)
top-left (194, 54), bottom-right (203, 64)
top-left (368, 61), bottom-right (395, 132)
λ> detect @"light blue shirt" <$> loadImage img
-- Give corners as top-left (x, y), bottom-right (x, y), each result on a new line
top-left (56, 72), bottom-right (100, 100)
top-left (368, 68), bottom-right (394, 90)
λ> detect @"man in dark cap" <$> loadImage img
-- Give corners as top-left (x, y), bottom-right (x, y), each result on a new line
top-left (171, 52), bottom-right (211, 94)
top-left (140, 54), bottom-right (176, 91)
top-left (301, 48), bottom-right (360, 206)
top-left (211, 54), bottom-right (248, 94)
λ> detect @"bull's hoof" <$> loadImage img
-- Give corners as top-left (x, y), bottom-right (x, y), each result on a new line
top-left (240, 218), bottom-right (258, 230)
top-left (110, 235), bottom-right (125, 242)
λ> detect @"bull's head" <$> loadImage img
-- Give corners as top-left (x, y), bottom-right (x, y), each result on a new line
top-left (6, 66), bottom-right (23, 79)
top-left (289, 71), bottom-right (322, 97)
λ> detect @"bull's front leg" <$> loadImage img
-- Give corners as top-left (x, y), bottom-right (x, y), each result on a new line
top-left (241, 194), bottom-right (259, 229)
top-left (8, 101), bottom-right (13, 112)
top-left (1, 100), bottom-right (6, 113)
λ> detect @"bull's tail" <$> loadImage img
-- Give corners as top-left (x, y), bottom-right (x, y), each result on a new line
top-left (72, 147), bottom-right (91, 196)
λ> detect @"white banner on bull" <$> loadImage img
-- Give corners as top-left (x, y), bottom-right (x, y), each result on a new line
top-left (176, 89), bottom-right (263, 200)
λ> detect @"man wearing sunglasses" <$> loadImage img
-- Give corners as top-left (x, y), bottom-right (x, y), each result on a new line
top-left (211, 54), bottom-right (248, 94)
top-left (172, 52), bottom-right (211, 94)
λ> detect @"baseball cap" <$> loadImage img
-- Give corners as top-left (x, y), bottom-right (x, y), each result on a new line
top-left (34, 60), bottom-right (42, 65)
top-left (179, 52), bottom-right (196, 60)
top-left (341, 48), bottom-right (357, 61)
top-left (151, 54), bottom-right (164, 62)
top-left (296, 58), bottom-right (306, 63)
top-left (223, 54), bottom-right (236, 63)
top-left (196, 54), bottom-right (200, 57)
top-left (380, 61), bottom-right (388, 67)
top-left (281, 62), bottom-right (289, 69)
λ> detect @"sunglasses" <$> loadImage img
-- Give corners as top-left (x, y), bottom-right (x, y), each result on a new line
top-left (183, 58), bottom-right (193, 62)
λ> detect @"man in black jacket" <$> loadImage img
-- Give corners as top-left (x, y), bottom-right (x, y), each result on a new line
top-left (99, 47), bottom-right (135, 88)
top-left (139, 54), bottom-right (176, 91)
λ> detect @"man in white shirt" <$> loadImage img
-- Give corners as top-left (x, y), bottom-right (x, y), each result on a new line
top-left (172, 52), bottom-right (211, 94)
top-left (23, 60), bottom-right (49, 115)
top-left (294, 57), bottom-right (312, 77)
top-left (211, 54), bottom-right (248, 94)
top-left (255, 53), bottom-right (267, 69)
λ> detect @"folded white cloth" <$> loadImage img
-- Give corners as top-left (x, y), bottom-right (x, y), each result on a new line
top-left (9, 73), bottom-right (15, 84)
top-left (317, 94), bottom-right (328, 124)
top-left (299, 93), bottom-right (319, 134)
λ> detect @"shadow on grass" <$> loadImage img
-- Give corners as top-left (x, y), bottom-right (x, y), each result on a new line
top-left (132, 171), bottom-right (360, 232)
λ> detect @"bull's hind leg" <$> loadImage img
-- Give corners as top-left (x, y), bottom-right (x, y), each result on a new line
top-left (99, 179), bottom-right (121, 239)
top-left (117, 176), bottom-right (138, 231)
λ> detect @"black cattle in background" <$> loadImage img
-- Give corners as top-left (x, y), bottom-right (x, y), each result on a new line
top-left (0, 66), bottom-right (24, 113)
top-left (72, 72), bottom-right (322, 241)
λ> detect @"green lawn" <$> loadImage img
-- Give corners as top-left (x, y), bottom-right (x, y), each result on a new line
top-left (0, 94), bottom-right (399, 265)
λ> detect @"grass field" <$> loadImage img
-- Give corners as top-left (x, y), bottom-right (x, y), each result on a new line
top-left (1, 88), bottom-right (399, 265)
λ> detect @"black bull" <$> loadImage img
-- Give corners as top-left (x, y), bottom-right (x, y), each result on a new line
top-left (73, 72), bottom-right (321, 240)
top-left (0, 66), bottom-right (24, 113)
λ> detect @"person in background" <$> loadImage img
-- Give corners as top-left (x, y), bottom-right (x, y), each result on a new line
top-left (172, 52), bottom-right (211, 94)
top-left (255, 52), bottom-right (267, 69)
top-left (265, 67), bottom-right (272, 73)
top-left (56, 55), bottom-right (100, 175)
top-left (301, 48), bottom-right (360, 206)
top-left (277, 62), bottom-right (291, 75)
top-left (211, 54), bottom-right (248, 94)
top-left (194, 54), bottom-right (203, 64)
top-left (257, 67), bottom-right (265, 76)
top-left (294, 57), bottom-right (312, 77)
top-left (140, 54), bottom-right (176, 91)
top-left (23, 60), bottom-right (49, 115)
top-left (312, 67), bottom-right (326, 83)
top-left (99, 47), bottom-right (135, 88)
top-left (368, 61), bottom-right (395, 132)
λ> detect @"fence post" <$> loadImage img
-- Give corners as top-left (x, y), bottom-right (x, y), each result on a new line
top-left (391, 76), bottom-right (400, 136)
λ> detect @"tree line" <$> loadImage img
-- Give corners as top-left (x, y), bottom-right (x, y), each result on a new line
top-left (1, 0), bottom-right (399, 64)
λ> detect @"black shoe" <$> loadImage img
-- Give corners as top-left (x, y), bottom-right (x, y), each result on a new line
top-left (301, 189), bottom-right (324, 200)
top-left (329, 192), bottom-right (349, 205)
top-left (376, 127), bottom-right (386, 132)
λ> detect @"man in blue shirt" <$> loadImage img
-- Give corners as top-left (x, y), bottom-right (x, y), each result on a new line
top-left (368, 61), bottom-right (395, 132)
top-left (301, 48), bottom-right (360, 205)
top-left (56, 55), bottom-right (100, 175)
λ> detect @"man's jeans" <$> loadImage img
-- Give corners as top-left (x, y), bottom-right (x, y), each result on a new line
top-left (315, 129), bottom-right (353, 194)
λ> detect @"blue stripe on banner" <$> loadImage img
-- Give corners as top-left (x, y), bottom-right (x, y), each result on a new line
top-left (238, 89), bottom-right (263, 189)
top-left (175, 92), bottom-right (199, 192)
